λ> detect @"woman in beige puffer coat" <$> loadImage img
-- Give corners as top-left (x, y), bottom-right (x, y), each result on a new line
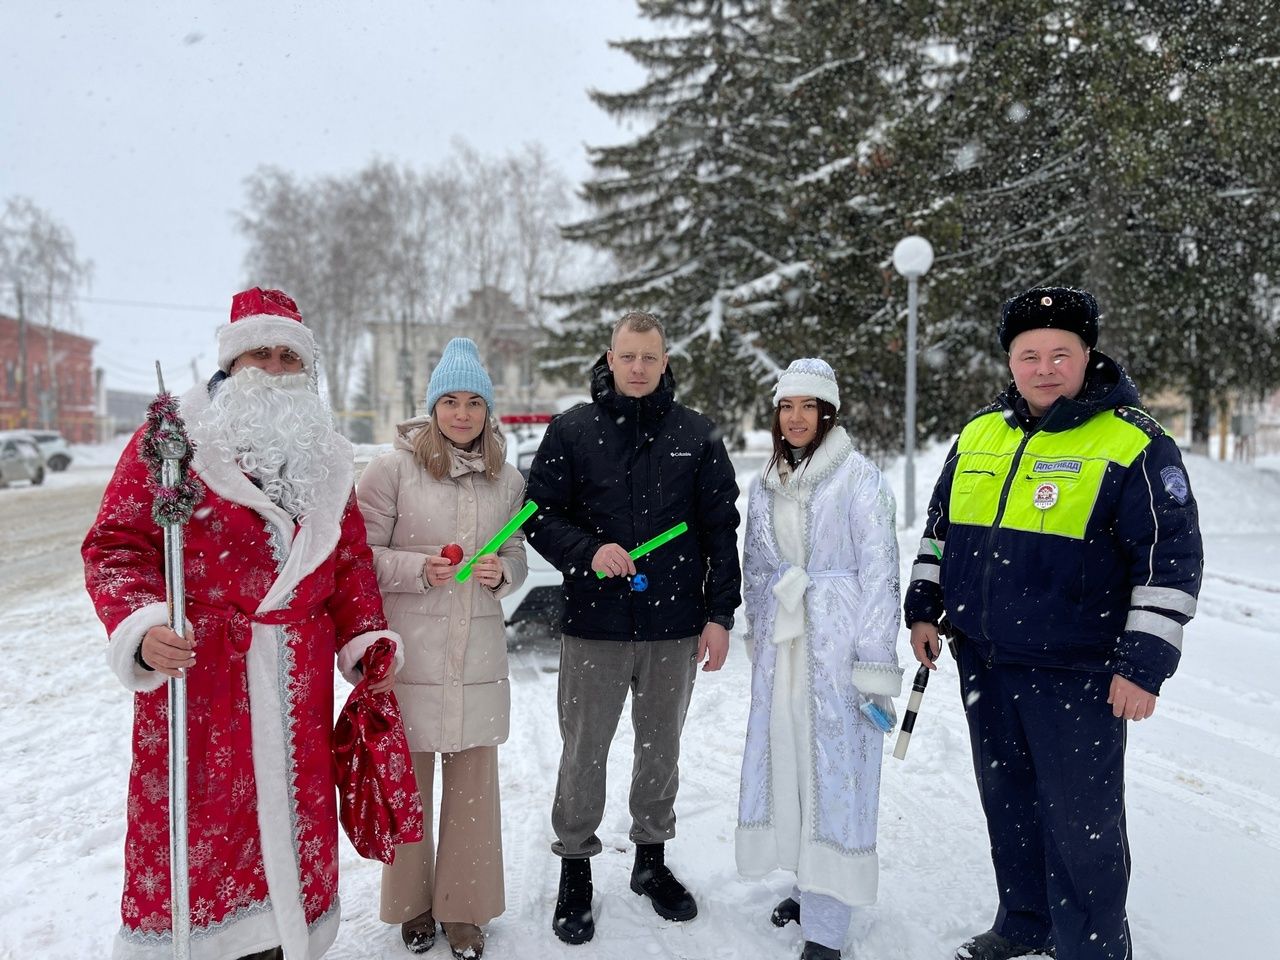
top-left (356, 338), bottom-right (527, 960)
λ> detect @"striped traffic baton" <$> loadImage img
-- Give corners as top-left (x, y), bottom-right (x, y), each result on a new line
top-left (892, 663), bottom-right (930, 760)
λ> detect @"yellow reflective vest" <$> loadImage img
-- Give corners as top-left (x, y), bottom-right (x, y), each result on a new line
top-left (904, 354), bottom-right (1203, 693)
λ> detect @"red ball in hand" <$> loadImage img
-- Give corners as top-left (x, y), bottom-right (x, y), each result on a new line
top-left (440, 543), bottom-right (464, 566)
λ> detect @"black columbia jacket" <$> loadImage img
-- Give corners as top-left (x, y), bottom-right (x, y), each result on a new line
top-left (524, 354), bottom-right (741, 642)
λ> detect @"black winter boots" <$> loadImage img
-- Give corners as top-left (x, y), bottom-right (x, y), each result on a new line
top-left (955, 929), bottom-right (1056, 960)
top-left (771, 896), bottom-right (801, 927)
top-left (552, 857), bottom-right (595, 944)
top-left (554, 844), bottom-right (698, 945)
top-left (630, 842), bottom-right (698, 922)
top-left (800, 942), bottom-right (841, 960)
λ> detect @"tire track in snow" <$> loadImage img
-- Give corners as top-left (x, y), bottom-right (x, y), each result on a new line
top-left (1128, 751), bottom-right (1280, 851)
top-left (1157, 698), bottom-right (1280, 762)
top-left (502, 640), bottom-right (566, 952)
top-left (1203, 569), bottom-right (1280, 596)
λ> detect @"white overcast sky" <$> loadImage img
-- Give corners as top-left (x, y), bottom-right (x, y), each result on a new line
top-left (1, 0), bottom-right (649, 393)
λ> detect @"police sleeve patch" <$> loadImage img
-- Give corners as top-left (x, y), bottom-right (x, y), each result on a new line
top-left (1160, 465), bottom-right (1190, 505)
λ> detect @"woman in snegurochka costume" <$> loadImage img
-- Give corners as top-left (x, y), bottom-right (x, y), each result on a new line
top-left (356, 337), bottom-right (528, 959)
top-left (736, 358), bottom-right (903, 960)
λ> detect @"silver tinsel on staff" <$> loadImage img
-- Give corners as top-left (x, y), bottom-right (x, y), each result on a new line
top-left (142, 363), bottom-right (201, 960)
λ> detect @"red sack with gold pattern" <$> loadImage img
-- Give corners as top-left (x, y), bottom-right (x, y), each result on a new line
top-left (333, 638), bottom-right (424, 863)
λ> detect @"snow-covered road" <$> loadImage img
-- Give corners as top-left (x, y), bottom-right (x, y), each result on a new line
top-left (0, 450), bottom-right (1275, 959)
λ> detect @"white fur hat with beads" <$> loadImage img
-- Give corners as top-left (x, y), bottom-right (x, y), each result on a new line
top-left (772, 357), bottom-right (839, 408)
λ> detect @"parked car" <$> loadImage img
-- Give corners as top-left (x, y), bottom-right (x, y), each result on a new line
top-left (28, 430), bottom-right (73, 471)
top-left (499, 413), bottom-right (563, 638)
top-left (0, 434), bottom-right (46, 488)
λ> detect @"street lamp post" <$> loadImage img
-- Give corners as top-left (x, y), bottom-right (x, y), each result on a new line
top-left (892, 235), bottom-right (934, 530)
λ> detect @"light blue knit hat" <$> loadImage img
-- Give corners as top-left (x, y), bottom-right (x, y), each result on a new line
top-left (426, 337), bottom-right (495, 412)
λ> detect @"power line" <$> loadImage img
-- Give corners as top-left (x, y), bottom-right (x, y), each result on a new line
top-left (0, 284), bottom-right (223, 313)
top-left (75, 295), bottom-right (223, 313)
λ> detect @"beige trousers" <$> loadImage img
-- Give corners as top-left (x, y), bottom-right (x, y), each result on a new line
top-left (379, 746), bottom-right (505, 926)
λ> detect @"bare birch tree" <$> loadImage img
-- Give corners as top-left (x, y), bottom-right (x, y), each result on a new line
top-left (0, 196), bottom-right (94, 427)
top-left (236, 141), bottom-right (587, 422)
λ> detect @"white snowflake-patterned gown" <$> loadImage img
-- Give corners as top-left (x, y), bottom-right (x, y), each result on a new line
top-left (736, 426), bottom-right (902, 906)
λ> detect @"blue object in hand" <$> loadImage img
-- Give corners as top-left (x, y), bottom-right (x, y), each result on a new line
top-left (859, 698), bottom-right (895, 734)
top-left (631, 573), bottom-right (649, 592)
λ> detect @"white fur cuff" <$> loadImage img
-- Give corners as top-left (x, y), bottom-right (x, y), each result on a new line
top-left (336, 630), bottom-right (404, 685)
top-left (106, 601), bottom-right (173, 693)
top-left (852, 661), bottom-right (904, 697)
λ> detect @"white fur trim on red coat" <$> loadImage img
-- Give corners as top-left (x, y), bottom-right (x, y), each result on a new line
top-left (110, 906), bottom-right (337, 959)
top-left (244, 620), bottom-right (310, 960)
top-left (106, 600), bottom-right (173, 693)
top-left (337, 631), bottom-right (404, 686)
top-left (217, 315), bottom-right (317, 372)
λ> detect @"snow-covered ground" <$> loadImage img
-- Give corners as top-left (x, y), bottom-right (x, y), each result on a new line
top-left (1, 441), bottom-right (1276, 959)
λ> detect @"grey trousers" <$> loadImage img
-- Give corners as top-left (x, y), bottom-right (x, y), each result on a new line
top-left (551, 634), bottom-right (699, 858)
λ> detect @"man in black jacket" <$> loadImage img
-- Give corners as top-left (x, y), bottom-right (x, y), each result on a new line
top-left (525, 311), bottom-right (741, 945)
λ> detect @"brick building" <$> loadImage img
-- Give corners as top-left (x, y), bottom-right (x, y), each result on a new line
top-left (0, 313), bottom-right (98, 442)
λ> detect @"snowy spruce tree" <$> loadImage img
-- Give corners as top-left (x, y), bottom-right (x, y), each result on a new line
top-left (1089, 5), bottom-right (1280, 449)
top-left (888, 0), bottom-right (1280, 443)
top-left (553, 0), bottom-right (1279, 449)
top-left (723, 2), bottom-right (944, 455)
top-left (543, 0), bottom-right (786, 443)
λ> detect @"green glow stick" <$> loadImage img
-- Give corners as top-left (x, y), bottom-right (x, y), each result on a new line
top-left (455, 500), bottom-right (539, 583)
top-left (595, 521), bottom-right (689, 579)
top-left (928, 539), bottom-right (942, 559)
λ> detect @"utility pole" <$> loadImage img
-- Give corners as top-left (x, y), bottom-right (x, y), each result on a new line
top-left (43, 278), bottom-right (59, 430)
top-left (399, 310), bottom-right (414, 421)
top-left (16, 283), bottom-right (28, 428)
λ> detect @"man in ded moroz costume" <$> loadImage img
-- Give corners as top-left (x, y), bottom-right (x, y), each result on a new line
top-left (83, 288), bottom-right (403, 960)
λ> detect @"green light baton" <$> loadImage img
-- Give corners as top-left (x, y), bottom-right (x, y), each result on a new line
top-left (595, 521), bottom-right (689, 579)
top-left (455, 501), bottom-right (540, 583)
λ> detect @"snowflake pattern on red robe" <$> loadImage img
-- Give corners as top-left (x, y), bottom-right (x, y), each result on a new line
top-left (83, 383), bottom-right (401, 960)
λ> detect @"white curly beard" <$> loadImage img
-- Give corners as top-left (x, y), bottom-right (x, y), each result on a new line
top-left (196, 367), bottom-right (340, 517)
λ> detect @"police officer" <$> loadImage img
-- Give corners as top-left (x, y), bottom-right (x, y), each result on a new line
top-left (904, 287), bottom-right (1203, 960)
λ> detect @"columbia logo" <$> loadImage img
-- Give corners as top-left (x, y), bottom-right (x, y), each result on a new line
top-left (670, 451), bottom-right (692, 457)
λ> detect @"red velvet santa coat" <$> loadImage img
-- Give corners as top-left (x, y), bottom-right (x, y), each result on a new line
top-left (82, 384), bottom-right (401, 960)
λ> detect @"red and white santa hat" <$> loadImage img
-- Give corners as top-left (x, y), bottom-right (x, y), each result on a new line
top-left (218, 287), bottom-right (317, 372)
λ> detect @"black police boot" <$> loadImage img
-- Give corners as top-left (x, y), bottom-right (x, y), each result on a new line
top-left (552, 857), bottom-right (595, 945)
top-left (956, 929), bottom-right (1055, 960)
top-left (800, 942), bottom-right (841, 960)
top-left (630, 842), bottom-right (698, 921)
top-left (771, 896), bottom-right (801, 927)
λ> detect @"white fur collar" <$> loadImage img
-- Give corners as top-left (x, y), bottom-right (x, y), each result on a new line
top-left (763, 426), bottom-right (854, 500)
top-left (180, 383), bottom-right (355, 612)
